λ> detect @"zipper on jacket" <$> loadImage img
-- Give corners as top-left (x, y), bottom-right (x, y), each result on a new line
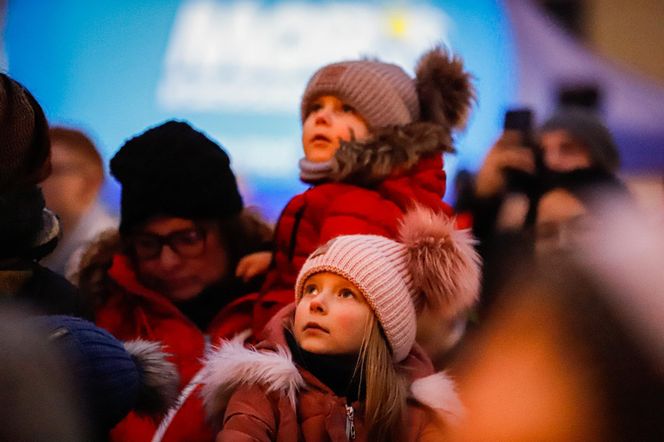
top-left (345, 404), bottom-right (356, 440)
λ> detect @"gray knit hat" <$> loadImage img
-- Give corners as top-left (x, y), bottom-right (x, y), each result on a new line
top-left (300, 47), bottom-right (475, 131)
top-left (301, 60), bottom-right (419, 129)
top-left (540, 108), bottom-right (620, 172)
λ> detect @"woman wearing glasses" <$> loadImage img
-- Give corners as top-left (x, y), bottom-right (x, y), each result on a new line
top-left (76, 120), bottom-right (271, 442)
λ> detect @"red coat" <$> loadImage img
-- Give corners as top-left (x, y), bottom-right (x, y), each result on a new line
top-left (95, 254), bottom-right (257, 442)
top-left (252, 153), bottom-right (455, 335)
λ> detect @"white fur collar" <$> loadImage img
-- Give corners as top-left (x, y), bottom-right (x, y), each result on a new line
top-left (200, 335), bottom-right (463, 425)
top-left (200, 334), bottom-right (305, 424)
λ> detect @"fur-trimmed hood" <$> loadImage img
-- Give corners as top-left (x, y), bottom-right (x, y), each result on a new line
top-left (326, 46), bottom-right (475, 187)
top-left (330, 121), bottom-right (450, 186)
top-left (200, 310), bottom-right (463, 428)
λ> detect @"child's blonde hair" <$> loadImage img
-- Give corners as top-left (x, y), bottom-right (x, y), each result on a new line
top-left (356, 314), bottom-right (408, 442)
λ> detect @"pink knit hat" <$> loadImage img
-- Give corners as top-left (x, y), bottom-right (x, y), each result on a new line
top-left (295, 206), bottom-right (481, 362)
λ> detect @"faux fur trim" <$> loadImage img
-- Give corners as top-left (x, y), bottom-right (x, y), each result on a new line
top-left (200, 335), bottom-right (304, 424)
top-left (400, 205), bottom-right (481, 317)
top-left (124, 340), bottom-right (180, 416)
top-left (410, 372), bottom-right (464, 425)
top-left (415, 46), bottom-right (475, 130)
top-left (331, 121), bottom-right (451, 185)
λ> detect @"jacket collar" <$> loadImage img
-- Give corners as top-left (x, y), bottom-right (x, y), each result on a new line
top-left (330, 121), bottom-right (452, 186)
top-left (200, 304), bottom-right (463, 426)
top-left (107, 253), bottom-right (178, 312)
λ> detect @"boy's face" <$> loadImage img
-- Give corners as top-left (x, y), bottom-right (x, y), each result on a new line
top-left (302, 95), bottom-right (370, 163)
top-left (294, 271), bottom-right (372, 355)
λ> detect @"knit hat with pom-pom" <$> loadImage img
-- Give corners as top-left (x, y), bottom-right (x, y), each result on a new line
top-left (34, 315), bottom-right (179, 434)
top-left (298, 47), bottom-right (475, 186)
top-left (300, 46), bottom-right (474, 133)
top-left (295, 206), bottom-right (481, 362)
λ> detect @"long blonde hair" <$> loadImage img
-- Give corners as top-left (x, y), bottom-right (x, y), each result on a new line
top-left (356, 315), bottom-right (408, 442)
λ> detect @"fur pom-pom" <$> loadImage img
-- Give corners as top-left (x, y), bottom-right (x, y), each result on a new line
top-left (415, 46), bottom-right (475, 130)
top-left (124, 340), bottom-right (180, 416)
top-left (400, 205), bottom-right (481, 317)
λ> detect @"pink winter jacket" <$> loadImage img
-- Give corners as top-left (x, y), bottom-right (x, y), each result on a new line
top-left (200, 305), bottom-right (463, 441)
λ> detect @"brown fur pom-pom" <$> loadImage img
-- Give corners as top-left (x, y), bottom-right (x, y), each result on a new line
top-left (415, 46), bottom-right (475, 130)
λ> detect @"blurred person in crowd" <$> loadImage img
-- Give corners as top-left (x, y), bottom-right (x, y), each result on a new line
top-left (41, 126), bottom-right (117, 277)
top-left (0, 307), bottom-right (88, 442)
top-left (471, 106), bottom-right (620, 240)
top-left (532, 167), bottom-right (630, 256)
top-left (451, 201), bottom-right (663, 441)
top-left (460, 106), bottom-right (622, 318)
top-left (0, 306), bottom-right (179, 442)
top-left (76, 120), bottom-right (272, 441)
top-left (0, 73), bottom-right (90, 318)
top-left (35, 315), bottom-right (179, 442)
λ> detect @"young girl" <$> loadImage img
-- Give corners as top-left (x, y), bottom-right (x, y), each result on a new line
top-left (239, 47), bottom-right (476, 342)
top-left (203, 206), bottom-right (481, 441)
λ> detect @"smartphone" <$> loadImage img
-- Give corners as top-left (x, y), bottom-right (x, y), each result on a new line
top-left (503, 108), bottom-right (533, 135)
top-left (502, 108), bottom-right (538, 192)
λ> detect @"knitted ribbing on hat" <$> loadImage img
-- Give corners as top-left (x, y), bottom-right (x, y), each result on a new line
top-left (300, 60), bottom-right (419, 129)
top-left (0, 74), bottom-right (51, 191)
top-left (295, 234), bottom-right (417, 363)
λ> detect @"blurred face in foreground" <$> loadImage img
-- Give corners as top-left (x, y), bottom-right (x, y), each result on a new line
top-left (452, 289), bottom-right (607, 442)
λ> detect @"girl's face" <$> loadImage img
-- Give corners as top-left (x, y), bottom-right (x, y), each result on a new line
top-left (132, 217), bottom-right (230, 302)
top-left (294, 272), bottom-right (372, 355)
top-left (301, 95), bottom-right (370, 163)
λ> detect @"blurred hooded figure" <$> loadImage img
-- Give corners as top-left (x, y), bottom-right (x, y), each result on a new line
top-left (0, 74), bottom-right (90, 318)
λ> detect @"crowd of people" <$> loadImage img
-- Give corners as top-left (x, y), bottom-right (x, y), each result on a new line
top-left (0, 44), bottom-right (661, 442)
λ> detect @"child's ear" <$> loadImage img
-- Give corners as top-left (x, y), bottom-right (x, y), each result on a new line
top-left (415, 46), bottom-right (475, 130)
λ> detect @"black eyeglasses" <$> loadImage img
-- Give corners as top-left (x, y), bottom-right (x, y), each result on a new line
top-left (131, 227), bottom-right (207, 260)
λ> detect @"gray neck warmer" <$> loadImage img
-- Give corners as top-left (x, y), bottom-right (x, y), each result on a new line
top-left (298, 157), bottom-right (334, 184)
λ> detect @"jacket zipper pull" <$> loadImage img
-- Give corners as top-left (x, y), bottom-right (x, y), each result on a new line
top-left (345, 404), bottom-right (356, 440)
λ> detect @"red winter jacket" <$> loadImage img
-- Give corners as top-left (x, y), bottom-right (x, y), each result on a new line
top-left (252, 151), bottom-right (455, 336)
top-left (95, 254), bottom-right (257, 442)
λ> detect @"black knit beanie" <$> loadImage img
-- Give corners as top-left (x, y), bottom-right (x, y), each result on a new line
top-left (539, 107), bottom-right (620, 173)
top-left (110, 120), bottom-right (243, 233)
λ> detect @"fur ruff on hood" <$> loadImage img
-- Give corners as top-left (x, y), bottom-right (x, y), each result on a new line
top-left (330, 121), bottom-right (450, 186)
top-left (200, 334), bottom-right (463, 427)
